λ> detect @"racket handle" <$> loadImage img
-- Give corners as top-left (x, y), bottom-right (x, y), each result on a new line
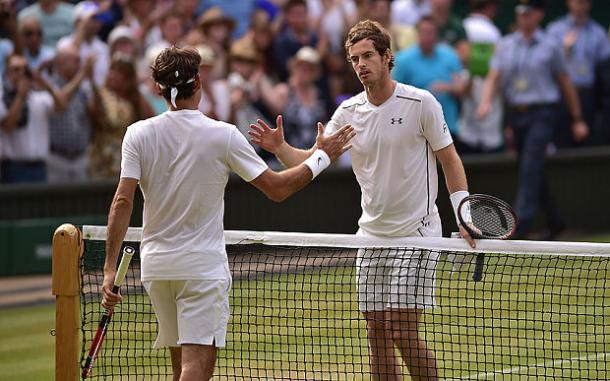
top-left (473, 252), bottom-right (485, 282)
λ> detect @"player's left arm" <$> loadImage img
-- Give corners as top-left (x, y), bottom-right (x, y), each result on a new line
top-left (103, 177), bottom-right (138, 308)
top-left (103, 125), bottom-right (141, 308)
top-left (436, 144), bottom-right (475, 248)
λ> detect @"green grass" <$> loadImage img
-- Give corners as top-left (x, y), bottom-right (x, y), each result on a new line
top-left (2, 237), bottom-right (610, 380)
top-left (0, 303), bottom-right (55, 381)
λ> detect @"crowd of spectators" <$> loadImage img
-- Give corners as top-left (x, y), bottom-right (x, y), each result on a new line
top-left (0, 0), bottom-right (609, 185)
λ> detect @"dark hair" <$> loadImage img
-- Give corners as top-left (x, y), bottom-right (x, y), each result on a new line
top-left (470, 0), bottom-right (498, 12)
top-left (416, 15), bottom-right (438, 30)
top-left (150, 46), bottom-right (200, 103)
top-left (344, 20), bottom-right (394, 71)
top-left (284, 0), bottom-right (307, 13)
top-left (107, 53), bottom-right (147, 120)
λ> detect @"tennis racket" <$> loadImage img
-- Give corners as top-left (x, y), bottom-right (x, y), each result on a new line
top-left (457, 194), bottom-right (517, 282)
top-left (82, 246), bottom-right (135, 379)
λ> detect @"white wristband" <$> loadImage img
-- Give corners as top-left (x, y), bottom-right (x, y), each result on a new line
top-left (303, 149), bottom-right (331, 179)
top-left (450, 191), bottom-right (470, 225)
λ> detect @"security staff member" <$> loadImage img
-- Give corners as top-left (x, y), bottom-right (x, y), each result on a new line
top-left (476, 0), bottom-right (588, 239)
top-left (547, 0), bottom-right (610, 147)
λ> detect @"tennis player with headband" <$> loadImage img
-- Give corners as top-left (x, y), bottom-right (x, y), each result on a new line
top-left (250, 20), bottom-right (475, 381)
top-left (100, 46), bottom-right (354, 381)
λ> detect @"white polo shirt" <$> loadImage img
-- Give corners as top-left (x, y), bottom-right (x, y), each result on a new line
top-left (121, 109), bottom-right (268, 281)
top-left (0, 90), bottom-right (54, 161)
top-left (326, 82), bottom-right (453, 237)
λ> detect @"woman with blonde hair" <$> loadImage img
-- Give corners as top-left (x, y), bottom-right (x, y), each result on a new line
top-left (89, 53), bottom-right (154, 179)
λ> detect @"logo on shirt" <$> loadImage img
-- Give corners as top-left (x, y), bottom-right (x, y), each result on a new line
top-left (442, 123), bottom-right (448, 134)
top-left (390, 118), bottom-right (403, 125)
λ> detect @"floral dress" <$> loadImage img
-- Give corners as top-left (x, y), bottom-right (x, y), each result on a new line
top-left (89, 88), bottom-right (137, 179)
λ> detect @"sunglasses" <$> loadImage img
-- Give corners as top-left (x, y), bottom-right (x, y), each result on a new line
top-left (7, 65), bottom-right (27, 73)
top-left (23, 29), bottom-right (42, 37)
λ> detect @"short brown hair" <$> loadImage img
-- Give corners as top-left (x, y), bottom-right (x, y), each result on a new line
top-left (344, 20), bottom-right (394, 71)
top-left (151, 46), bottom-right (201, 102)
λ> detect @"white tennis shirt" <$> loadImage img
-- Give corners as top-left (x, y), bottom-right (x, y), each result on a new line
top-left (326, 82), bottom-right (453, 237)
top-left (120, 109), bottom-right (268, 281)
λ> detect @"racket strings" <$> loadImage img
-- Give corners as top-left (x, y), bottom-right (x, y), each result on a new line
top-left (469, 199), bottom-right (515, 238)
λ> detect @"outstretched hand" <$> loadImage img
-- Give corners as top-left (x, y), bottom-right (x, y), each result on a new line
top-left (315, 122), bottom-right (355, 162)
top-left (249, 115), bottom-right (286, 154)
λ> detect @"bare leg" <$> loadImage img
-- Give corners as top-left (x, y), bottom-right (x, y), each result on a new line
top-left (179, 343), bottom-right (217, 381)
top-left (364, 311), bottom-right (404, 381)
top-left (169, 347), bottom-right (182, 381)
top-left (389, 309), bottom-right (437, 381)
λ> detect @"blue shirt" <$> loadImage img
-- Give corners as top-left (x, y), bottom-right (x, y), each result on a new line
top-left (490, 29), bottom-right (567, 106)
top-left (392, 44), bottom-right (463, 135)
top-left (18, 2), bottom-right (74, 50)
top-left (547, 15), bottom-right (610, 88)
top-left (0, 39), bottom-right (14, 76)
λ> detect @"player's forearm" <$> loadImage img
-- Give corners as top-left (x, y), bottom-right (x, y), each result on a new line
top-left (274, 165), bottom-right (315, 201)
top-left (275, 142), bottom-right (315, 168)
top-left (437, 145), bottom-right (468, 194)
top-left (251, 165), bottom-right (313, 202)
top-left (104, 193), bottom-right (134, 276)
top-left (443, 159), bottom-right (468, 194)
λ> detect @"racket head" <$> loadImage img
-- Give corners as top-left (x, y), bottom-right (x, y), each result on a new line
top-left (458, 194), bottom-right (517, 240)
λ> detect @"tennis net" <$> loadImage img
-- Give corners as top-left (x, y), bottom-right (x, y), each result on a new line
top-left (72, 226), bottom-right (610, 380)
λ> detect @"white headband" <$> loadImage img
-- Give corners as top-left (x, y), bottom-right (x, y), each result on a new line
top-left (158, 71), bottom-right (196, 108)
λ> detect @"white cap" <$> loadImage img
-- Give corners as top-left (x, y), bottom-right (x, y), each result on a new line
top-left (108, 26), bottom-right (134, 47)
top-left (74, 1), bottom-right (100, 21)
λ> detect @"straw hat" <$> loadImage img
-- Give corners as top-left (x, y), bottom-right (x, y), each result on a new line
top-left (197, 7), bottom-right (236, 31)
top-left (195, 44), bottom-right (216, 66)
top-left (290, 46), bottom-right (320, 66)
top-left (230, 39), bottom-right (260, 62)
top-left (288, 47), bottom-right (321, 79)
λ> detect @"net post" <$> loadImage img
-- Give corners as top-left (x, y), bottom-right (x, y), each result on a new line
top-left (52, 224), bottom-right (83, 381)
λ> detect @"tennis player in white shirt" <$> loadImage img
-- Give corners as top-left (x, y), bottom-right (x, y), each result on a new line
top-left (250, 20), bottom-right (475, 381)
top-left (100, 46), bottom-right (354, 381)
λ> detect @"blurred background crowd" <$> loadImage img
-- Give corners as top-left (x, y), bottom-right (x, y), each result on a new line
top-left (0, 0), bottom-right (609, 185)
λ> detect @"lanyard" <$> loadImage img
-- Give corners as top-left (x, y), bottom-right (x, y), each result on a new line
top-left (512, 39), bottom-right (534, 76)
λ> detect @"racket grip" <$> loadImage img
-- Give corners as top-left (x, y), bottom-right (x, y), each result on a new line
top-left (472, 252), bottom-right (485, 282)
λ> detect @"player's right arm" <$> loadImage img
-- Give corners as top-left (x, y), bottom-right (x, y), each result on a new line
top-left (249, 115), bottom-right (353, 168)
top-left (249, 122), bottom-right (355, 202)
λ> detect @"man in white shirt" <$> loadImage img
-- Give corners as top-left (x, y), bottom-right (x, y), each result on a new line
top-left (250, 20), bottom-right (475, 381)
top-left (0, 53), bottom-right (65, 183)
top-left (100, 46), bottom-right (354, 381)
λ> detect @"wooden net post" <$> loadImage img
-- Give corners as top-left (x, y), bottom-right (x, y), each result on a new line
top-left (52, 224), bottom-right (83, 381)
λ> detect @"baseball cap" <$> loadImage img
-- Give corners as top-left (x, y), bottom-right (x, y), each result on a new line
top-left (108, 26), bottom-right (134, 47)
top-left (515, 0), bottom-right (545, 13)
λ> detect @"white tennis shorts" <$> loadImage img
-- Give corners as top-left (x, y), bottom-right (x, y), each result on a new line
top-left (143, 278), bottom-right (231, 348)
top-left (356, 218), bottom-right (442, 312)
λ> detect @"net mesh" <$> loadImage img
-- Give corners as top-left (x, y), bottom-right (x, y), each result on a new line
top-left (78, 228), bottom-right (610, 380)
